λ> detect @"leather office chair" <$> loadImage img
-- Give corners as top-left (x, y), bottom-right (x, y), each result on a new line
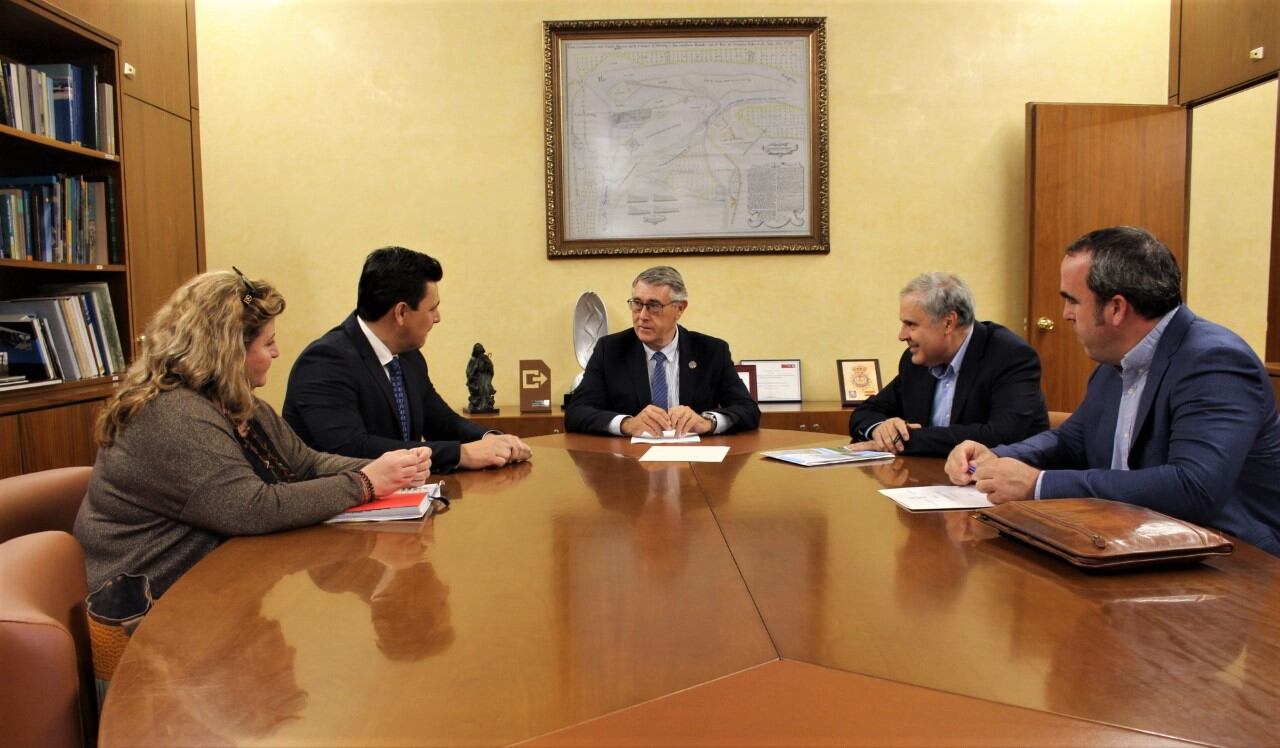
top-left (1048, 411), bottom-right (1072, 429)
top-left (0, 530), bottom-right (97, 748)
top-left (0, 466), bottom-right (92, 543)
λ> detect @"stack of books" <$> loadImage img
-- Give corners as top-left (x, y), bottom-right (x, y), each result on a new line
top-left (0, 281), bottom-right (125, 386)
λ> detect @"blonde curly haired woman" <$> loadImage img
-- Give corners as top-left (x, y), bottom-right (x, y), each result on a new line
top-left (74, 269), bottom-right (432, 598)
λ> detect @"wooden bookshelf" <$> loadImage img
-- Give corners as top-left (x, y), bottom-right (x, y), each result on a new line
top-left (1, 0), bottom-right (205, 478)
top-left (0, 0), bottom-right (126, 476)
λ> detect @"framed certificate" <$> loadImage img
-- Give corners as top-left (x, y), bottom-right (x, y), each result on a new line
top-left (734, 364), bottom-right (758, 400)
top-left (837, 359), bottom-right (881, 406)
top-left (739, 359), bottom-right (802, 402)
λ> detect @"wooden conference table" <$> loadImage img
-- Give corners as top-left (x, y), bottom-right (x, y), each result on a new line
top-left (99, 430), bottom-right (1280, 747)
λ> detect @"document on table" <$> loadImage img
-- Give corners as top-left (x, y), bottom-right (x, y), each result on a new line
top-left (639, 445), bottom-right (731, 462)
top-left (631, 430), bottom-right (702, 444)
top-left (878, 485), bottom-right (993, 511)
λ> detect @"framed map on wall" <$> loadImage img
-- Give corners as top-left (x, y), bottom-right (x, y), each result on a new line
top-left (543, 17), bottom-right (829, 257)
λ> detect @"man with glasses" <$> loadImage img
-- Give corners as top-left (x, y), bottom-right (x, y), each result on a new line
top-left (565, 266), bottom-right (760, 436)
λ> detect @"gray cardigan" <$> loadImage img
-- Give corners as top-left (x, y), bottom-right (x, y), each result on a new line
top-left (74, 387), bottom-right (369, 597)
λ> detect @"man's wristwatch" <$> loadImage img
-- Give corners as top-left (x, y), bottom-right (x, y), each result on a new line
top-left (703, 411), bottom-right (719, 433)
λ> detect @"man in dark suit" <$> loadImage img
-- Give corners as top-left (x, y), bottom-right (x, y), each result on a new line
top-left (849, 272), bottom-right (1049, 457)
top-left (284, 247), bottom-right (531, 472)
top-left (565, 266), bottom-right (760, 436)
top-left (946, 227), bottom-right (1280, 555)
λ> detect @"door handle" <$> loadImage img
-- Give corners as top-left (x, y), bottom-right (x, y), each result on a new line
top-left (1037, 317), bottom-right (1055, 331)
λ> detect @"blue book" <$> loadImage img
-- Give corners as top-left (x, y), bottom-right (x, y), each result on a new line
top-left (30, 64), bottom-right (81, 144)
top-left (0, 314), bottom-right (59, 381)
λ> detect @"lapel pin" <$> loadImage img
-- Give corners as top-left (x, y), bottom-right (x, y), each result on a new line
top-left (688, 360), bottom-right (697, 369)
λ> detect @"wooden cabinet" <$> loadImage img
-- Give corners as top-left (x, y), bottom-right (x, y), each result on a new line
top-left (1175, 0), bottom-right (1280, 103)
top-left (1, 0), bottom-right (202, 475)
top-left (0, 415), bottom-right (22, 478)
top-left (46, 0), bottom-right (191, 115)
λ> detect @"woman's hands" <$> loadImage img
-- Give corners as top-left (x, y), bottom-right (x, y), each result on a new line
top-left (361, 446), bottom-right (432, 496)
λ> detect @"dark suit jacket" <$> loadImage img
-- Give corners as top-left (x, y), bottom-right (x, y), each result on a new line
top-left (849, 321), bottom-right (1049, 456)
top-left (565, 325), bottom-right (760, 435)
top-left (283, 312), bottom-right (489, 471)
top-left (997, 306), bottom-right (1280, 555)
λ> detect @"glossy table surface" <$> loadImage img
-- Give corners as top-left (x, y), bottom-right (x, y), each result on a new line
top-left (100, 431), bottom-right (1280, 747)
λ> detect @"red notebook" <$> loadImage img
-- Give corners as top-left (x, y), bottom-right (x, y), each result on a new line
top-left (326, 482), bottom-right (444, 523)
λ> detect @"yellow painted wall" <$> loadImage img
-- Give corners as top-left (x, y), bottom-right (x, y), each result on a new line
top-left (195, 0), bottom-right (1170, 411)
top-left (1188, 79), bottom-right (1277, 358)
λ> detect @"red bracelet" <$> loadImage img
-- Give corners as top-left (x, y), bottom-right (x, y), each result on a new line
top-left (356, 471), bottom-right (376, 503)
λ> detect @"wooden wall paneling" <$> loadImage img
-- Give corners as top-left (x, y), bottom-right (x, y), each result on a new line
top-left (191, 108), bottom-right (206, 269)
top-left (122, 97), bottom-right (199, 334)
top-left (1170, 0), bottom-right (1182, 102)
top-left (49, 0), bottom-right (191, 116)
top-left (18, 399), bottom-right (102, 471)
top-left (1269, 94), bottom-right (1280, 362)
top-left (1179, 0), bottom-right (1279, 103)
top-left (0, 415), bottom-right (23, 478)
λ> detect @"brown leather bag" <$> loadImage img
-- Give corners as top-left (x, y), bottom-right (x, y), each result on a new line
top-left (972, 498), bottom-right (1234, 570)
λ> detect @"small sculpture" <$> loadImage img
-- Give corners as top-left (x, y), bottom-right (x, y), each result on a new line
top-left (465, 342), bottom-right (498, 414)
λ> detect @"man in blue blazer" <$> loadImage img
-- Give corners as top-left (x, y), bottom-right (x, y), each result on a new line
top-left (565, 266), bottom-right (760, 436)
top-left (849, 272), bottom-right (1048, 456)
top-left (284, 247), bottom-right (531, 472)
top-left (946, 227), bottom-right (1280, 555)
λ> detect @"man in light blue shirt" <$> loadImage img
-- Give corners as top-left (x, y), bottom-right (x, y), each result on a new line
top-left (946, 227), bottom-right (1280, 555)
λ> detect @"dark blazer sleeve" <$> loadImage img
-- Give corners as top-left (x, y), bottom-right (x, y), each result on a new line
top-left (564, 337), bottom-right (626, 435)
top-left (848, 325), bottom-right (1048, 456)
top-left (848, 352), bottom-right (912, 440)
top-left (284, 337), bottom-right (418, 459)
top-left (901, 327), bottom-right (1048, 455)
top-left (693, 335), bottom-right (759, 433)
top-left (405, 350), bottom-right (490, 470)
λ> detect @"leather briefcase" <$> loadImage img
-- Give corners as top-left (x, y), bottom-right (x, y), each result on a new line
top-left (972, 498), bottom-right (1233, 571)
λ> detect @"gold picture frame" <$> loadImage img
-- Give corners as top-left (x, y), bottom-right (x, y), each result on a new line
top-left (837, 359), bottom-right (881, 406)
top-left (543, 17), bottom-right (829, 258)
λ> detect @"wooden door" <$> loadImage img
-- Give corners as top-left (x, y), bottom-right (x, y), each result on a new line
top-left (1026, 103), bottom-right (1188, 412)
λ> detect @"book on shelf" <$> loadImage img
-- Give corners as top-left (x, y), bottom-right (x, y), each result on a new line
top-left (0, 297), bottom-right (81, 380)
top-left (30, 64), bottom-right (82, 145)
top-left (0, 313), bottom-right (59, 382)
top-left (0, 377), bottom-right (63, 392)
top-left (326, 482), bottom-right (446, 523)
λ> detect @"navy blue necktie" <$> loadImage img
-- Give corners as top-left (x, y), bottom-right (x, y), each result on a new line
top-left (386, 357), bottom-right (411, 441)
top-left (651, 351), bottom-right (669, 410)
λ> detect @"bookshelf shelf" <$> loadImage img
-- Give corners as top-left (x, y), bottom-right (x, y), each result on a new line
top-left (0, 258), bottom-right (126, 272)
top-left (0, 124), bottom-right (119, 162)
top-left (0, 374), bottom-right (118, 416)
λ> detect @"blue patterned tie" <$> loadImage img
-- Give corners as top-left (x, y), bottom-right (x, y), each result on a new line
top-left (386, 357), bottom-right (411, 441)
top-left (651, 351), bottom-right (669, 410)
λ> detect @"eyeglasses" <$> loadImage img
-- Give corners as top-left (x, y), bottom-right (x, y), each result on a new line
top-left (232, 266), bottom-right (259, 306)
top-left (625, 298), bottom-right (682, 314)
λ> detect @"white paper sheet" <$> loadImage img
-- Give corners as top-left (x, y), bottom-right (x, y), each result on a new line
top-left (878, 485), bottom-right (993, 511)
top-left (639, 446), bottom-right (731, 462)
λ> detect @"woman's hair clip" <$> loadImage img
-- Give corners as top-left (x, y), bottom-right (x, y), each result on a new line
top-left (232, 266), bottom-right (259, 306)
